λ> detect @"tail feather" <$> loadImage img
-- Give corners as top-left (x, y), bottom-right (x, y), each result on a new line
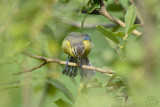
top-left (79, 67), bottom-right (84, 77)
top-left (63, 56), bottom-right (95, 78)
top-left (73, 66), bottom-right (78, 77)
top-left (79, 57), bottom-right (95, 78)
top-left (63, 56), bottom-right (79, 77)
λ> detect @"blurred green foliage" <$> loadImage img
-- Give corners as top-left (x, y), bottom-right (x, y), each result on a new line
top-left (0, 0), bottom-right (160, 107)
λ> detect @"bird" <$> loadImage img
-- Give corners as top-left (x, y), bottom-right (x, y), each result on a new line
top-left (62, 32), bottom-right (94, 77)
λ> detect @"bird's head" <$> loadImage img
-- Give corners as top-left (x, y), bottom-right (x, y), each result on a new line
top-left (71, 43), bottom-right (85, 58)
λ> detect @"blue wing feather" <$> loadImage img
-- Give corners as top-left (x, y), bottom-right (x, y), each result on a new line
top-left (84, 36), bottom-right (90, 40)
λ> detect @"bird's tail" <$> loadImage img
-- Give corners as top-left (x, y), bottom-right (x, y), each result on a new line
top-left (63, 56), bottom-right (95, 78)
top-left (79, 57), bottom-right (95, 78)
top-left (63, 56), bottom-right (78, 77)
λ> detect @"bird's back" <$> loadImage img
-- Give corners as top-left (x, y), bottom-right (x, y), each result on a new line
top-left (66, 32), bottom-right (90, 45)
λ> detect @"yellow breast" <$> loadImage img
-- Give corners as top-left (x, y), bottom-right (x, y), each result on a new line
top-left (83, 40), bottom-right (92, 57)
top-left (62, 39), bottom-right (76, 57)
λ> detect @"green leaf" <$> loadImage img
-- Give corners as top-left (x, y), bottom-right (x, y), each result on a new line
top-left (96, 25), bottom-right (120, 44)
top-left (87, 0), bottom-right (99, 13)
top-left (127, 24), bottom-right (140, 34)
top-left (55, 99), bottom-right (73, 107)
top-left (47, 78), bottom-right (74, 102)
top-left (87, 79), bottom-right (102, 88)
top-left (125, 5), bottom-right (136, 34)
top-left (106, 81), bottom-right (123, 90)
top-left (113, 31), bottom-right (125, 38)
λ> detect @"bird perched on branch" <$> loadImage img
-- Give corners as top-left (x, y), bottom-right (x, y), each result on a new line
top-left (62, 32), bottom-right (94, 77)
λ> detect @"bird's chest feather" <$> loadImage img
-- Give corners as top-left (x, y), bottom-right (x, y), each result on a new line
top-left (83, 40), bottom-right (92, 57)
top-left (62, 40), bottom-right (75, 57)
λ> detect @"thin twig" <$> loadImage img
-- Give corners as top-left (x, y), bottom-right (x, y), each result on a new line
top-left (0, 84), bottom-right (19, 92)
top-left (98, 0), bottom-right (142, 36)
top-left (14, 61), bottom-right (47, 75)
top-left (14, 53), bottom-right (114, 75)
top-left (80, 14), bottom-right (88, 32)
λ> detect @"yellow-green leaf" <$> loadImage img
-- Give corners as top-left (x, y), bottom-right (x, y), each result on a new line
top-left (47, 78), bottom-right (74, 102)
top-left (125, 5), bottom-right (136, 34)
top-left (96, 26), bottom-right (120, 44)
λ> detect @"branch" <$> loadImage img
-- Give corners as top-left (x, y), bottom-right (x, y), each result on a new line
top-left (14, 53), bottom-right (114, 75)
top-left (98, 0), bottom-right (142, 36)
top-left (84, 0), bottom-right (141, 36)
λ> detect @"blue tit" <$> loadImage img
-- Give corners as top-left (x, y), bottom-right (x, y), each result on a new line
top-left (62, 32), bottom-right (94, 77)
